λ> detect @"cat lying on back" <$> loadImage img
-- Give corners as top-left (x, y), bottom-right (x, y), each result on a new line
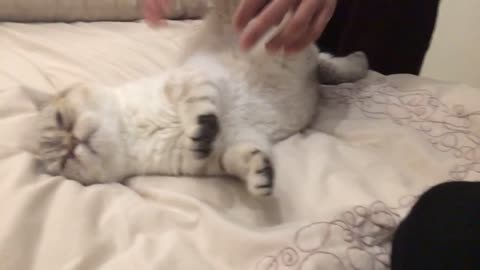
top-left (27, 0), bottom-right (368, 196)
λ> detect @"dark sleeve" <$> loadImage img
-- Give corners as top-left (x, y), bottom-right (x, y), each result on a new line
top-left (391, 181), bottom-right (480, 270)
top-left (317, 0), bottom-right (440, 75)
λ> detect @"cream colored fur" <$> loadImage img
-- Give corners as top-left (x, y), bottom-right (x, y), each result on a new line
top-left (29, 0), bottom-right (368, 196)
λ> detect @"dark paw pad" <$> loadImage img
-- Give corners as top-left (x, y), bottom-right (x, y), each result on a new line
top-left (191, 114), bottom-right (219, 158)
top-left (255, 159), bottom-right (274, 193)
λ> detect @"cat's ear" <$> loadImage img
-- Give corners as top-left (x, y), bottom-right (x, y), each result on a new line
top-left (20, 86), bottom-right (54, 111)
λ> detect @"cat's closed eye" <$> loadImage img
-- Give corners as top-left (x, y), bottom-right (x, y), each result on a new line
top-left (55, 111), bottom-right (74, 131)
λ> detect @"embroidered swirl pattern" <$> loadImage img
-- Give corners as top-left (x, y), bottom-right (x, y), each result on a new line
top-left (255, 77), bottom-right (480, 270)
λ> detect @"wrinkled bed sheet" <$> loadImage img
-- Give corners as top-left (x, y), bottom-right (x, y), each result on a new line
top-left (0, 21), bottom-right (479, 270)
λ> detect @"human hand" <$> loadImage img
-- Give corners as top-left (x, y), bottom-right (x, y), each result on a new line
top-left (234, 0), bottom-right (337, 53)
top-left (142, 0), bottom-right (169, 26)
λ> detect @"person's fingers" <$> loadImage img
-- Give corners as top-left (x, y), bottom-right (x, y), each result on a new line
top-left (239, 0), bottom-right (294, 50)
top-left (234, 0), bottom-right (270, 32)
top-left (266, 0), bottom-right (319, 52)
top-left (159, 0), bottom-right (170, 16)
top-left (285, 3), bottom-right (334, 53)
top-left (143, 0), bottom-right (168, 26)
top-left (143, 0), bottom-right (160, 21)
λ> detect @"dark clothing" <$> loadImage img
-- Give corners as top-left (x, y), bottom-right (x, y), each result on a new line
top-left (391, 182), bottom-right (480, 270)
top-left (318, 0), bottom-right (440, 75)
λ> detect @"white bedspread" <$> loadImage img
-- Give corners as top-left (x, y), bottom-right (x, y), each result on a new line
top-left (0, 21), bottom-right (479, 270)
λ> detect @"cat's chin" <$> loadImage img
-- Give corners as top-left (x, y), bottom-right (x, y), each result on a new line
top-left (62, 164), bottom-right (128, 185)
top-left (49, 140), bottom-right (131, 185)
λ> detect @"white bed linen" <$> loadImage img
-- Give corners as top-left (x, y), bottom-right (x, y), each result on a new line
top-left (0, 21), bottom-right (479, 270)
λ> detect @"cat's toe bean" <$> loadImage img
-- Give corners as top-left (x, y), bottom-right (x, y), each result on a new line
top-left (247, 154), bottom-right (274, 196)
top-left (192, 139), bottom-right (213, 158)
top-left (193, 114), bottom-right (219, 142)
top-left (256, 158), bottom-right (274, 182)
top-left (190, 113), bottom-right (219, 159)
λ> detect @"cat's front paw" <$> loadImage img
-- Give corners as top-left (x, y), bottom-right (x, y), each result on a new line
top-left (166, 68), bottom-right (221, 159)
top-left (190, 113), bottom-right (219, 159)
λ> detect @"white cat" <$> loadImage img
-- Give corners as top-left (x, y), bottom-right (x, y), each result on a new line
top-left (27, 0), bottom-right (368, 196)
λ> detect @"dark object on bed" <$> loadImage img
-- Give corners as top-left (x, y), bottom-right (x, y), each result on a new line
top-left (391, 181), bottom-right (480, 270)
top-left (318, 0), bottom-right (440, 75)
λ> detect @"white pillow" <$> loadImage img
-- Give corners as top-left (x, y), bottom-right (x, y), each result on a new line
top-left (0, 0), bottom-right (208, 22)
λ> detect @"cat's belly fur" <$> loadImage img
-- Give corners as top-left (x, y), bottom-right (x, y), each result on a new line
top-left (186, 47), bottom-right (319, 141)
top-left (220, 77), bottom-right (319, 142)
top-left (186, 50), bottom-right (320, 142)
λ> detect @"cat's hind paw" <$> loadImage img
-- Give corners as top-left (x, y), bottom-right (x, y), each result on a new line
top-left (223, 143), bottom-right (275, 196)
top-left (246, 151), bottom-right (274, 196)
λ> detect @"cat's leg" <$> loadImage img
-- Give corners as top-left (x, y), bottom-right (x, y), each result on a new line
top-left (317, 51), bottom-right (369, 84)
top-left (165, 69), bottom-right (220, 159)
top-left (220, 129), bottom-right (275, 196)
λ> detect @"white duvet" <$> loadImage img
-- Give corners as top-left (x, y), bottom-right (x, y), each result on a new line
top-left (0, 21), bottom-right (479, 270)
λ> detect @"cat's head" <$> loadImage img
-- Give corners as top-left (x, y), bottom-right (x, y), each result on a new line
top-left (24, 84), bottom-right (132, 184)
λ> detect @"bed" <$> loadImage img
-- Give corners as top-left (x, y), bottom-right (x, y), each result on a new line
top-left (1, 3), bottom-right (480, 270)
